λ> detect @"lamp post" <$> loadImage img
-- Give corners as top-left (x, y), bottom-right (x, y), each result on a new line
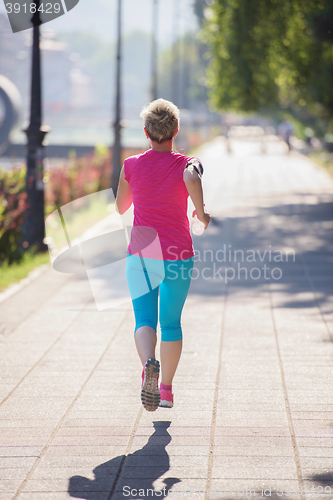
top-left (23, 1), bottom-right (49, 251)
top-left (151, 0), bottom-right (158, 101)
top-left (111, 0), bottom-right (122, 196)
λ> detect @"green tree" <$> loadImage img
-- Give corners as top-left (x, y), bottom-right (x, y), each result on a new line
top-left (202, 0), bottom-right (333, 130)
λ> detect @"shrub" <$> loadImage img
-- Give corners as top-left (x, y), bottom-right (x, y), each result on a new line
top-left (0, 166), bottom-right (28, 264)
top-left (44, 148), bottom-right (113, 214)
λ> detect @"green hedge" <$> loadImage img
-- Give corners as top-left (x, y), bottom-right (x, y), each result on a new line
top-left (0, 167), bottom-right (27, 264)
top-left (44, 147), bottom-right (113, 215)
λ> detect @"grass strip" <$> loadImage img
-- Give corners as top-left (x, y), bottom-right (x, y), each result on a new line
top-left (0, 251), bottom-right (50, 293)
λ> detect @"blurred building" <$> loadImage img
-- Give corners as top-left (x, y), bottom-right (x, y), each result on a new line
top-left (0, 14), bottom-right (29, 123)
top-left (0, 13), bottom-right (97, 134)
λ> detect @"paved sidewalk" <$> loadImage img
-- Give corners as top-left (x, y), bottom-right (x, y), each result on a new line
top-left (1, 137), bottom-right (333, 500)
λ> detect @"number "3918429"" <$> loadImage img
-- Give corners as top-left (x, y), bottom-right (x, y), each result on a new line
top-left (5, 3), bottom-right (61, 14)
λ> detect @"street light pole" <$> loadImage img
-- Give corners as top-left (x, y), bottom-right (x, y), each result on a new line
top-left (111, 0), bottom-right (122, 196)
top-left (23, 0), bottom-right (49, 252)
top-left (151, 0), bottom-right (158, 101)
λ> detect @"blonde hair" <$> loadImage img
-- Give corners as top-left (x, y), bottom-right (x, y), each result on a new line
top-left (140, 98), bottom-right (179, 144)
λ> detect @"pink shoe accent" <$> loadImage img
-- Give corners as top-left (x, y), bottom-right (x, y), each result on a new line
top-left (160, 383), bottom-right (172, 391)
top-left (159, 387), bottom-right (173, 408)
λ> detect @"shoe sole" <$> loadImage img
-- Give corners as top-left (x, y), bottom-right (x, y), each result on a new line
top-left (141, 358), bottom-right (160, 412)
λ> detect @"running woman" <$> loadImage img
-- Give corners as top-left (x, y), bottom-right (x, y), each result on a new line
top-left (116, 98), bottom-right (210, 411)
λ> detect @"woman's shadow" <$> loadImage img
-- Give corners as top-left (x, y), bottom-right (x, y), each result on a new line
top-left (68, 421), bottom-right (180, 499)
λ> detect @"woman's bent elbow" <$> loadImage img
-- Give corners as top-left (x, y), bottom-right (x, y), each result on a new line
top-left (115, 204), bottom-right (124, 215)
top-left (116, 202), bottom-right (131, 215)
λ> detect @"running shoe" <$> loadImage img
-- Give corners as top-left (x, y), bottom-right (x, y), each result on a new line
top-left (141, 358), bottom-right (160, 412)
top-left (159, 387), bottom-right (174, 408)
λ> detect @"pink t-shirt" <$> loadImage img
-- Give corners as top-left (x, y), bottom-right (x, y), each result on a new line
top-left (124, 149), bottom-right (195, 261)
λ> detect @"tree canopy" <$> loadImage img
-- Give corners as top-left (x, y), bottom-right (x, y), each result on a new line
top-left (202, 0), bottom-right (333, 128)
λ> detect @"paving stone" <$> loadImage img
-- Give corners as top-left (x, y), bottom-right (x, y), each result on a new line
top-left (0, 420), bottom-right (59, 429)
top-left (0, 467), bottom-right (32, 481)
top-left (290, 412), bottom-right (333, 420)
top-left (0, 446), bottom-right (44, 456)
top-left (0, 456), bottom-right (38, 468)
top-left (21, 476), bottom-right (116, 493)
top-left (214, 416), bottom-right (289, 428)
top-left (55, 426), bottom-right (135, 436)
top-left (128, 444), bottom-right (209, 456)
top-left (299, 457), bottom-right (333, 469)
top-left (28, 466), bottom-right (117, 482)
top-left (212, 456), bottom-right (297, 468)
top-left (48, 435), bottom-right (131, 447)
top-left (211, 466), bottom-right (299, 481)
top-left (61, 418), bottom-right (139, 427)
top-left (212, 446), bottom-right (294, 458)
top-left (213, 428), bottom-right (291, 437)
top-left (38, 452), bottom-right (125, 468)
top-left (120, 464), bottom-right (208, 479)
top-left (297, 447), bottom-right (333, 458)
top-left (18, 493), bottom-right (109, 499)
top-left (43, 443), bottom-right (129, 455)
top-left (297, 438), bottom-right (333, 448)
top-left (0, 478), bottom-right (27, 493)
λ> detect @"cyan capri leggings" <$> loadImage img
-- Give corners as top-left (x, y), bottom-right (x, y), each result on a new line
top-left (126, 254), bottom-right (194, 342)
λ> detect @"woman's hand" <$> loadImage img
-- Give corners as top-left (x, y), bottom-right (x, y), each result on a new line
top-left (184, 164), bottom-right (210, 229)
top-left (192, 209), bottom-right (211, 229)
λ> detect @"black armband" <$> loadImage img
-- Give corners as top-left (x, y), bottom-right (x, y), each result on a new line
top-left (185, 159), bottom-right (204, 177)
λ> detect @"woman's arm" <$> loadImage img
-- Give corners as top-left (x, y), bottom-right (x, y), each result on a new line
top-left (115, 167), bottom-right (133, 215)
top-left (183, 164), bottom-right (211, 229)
